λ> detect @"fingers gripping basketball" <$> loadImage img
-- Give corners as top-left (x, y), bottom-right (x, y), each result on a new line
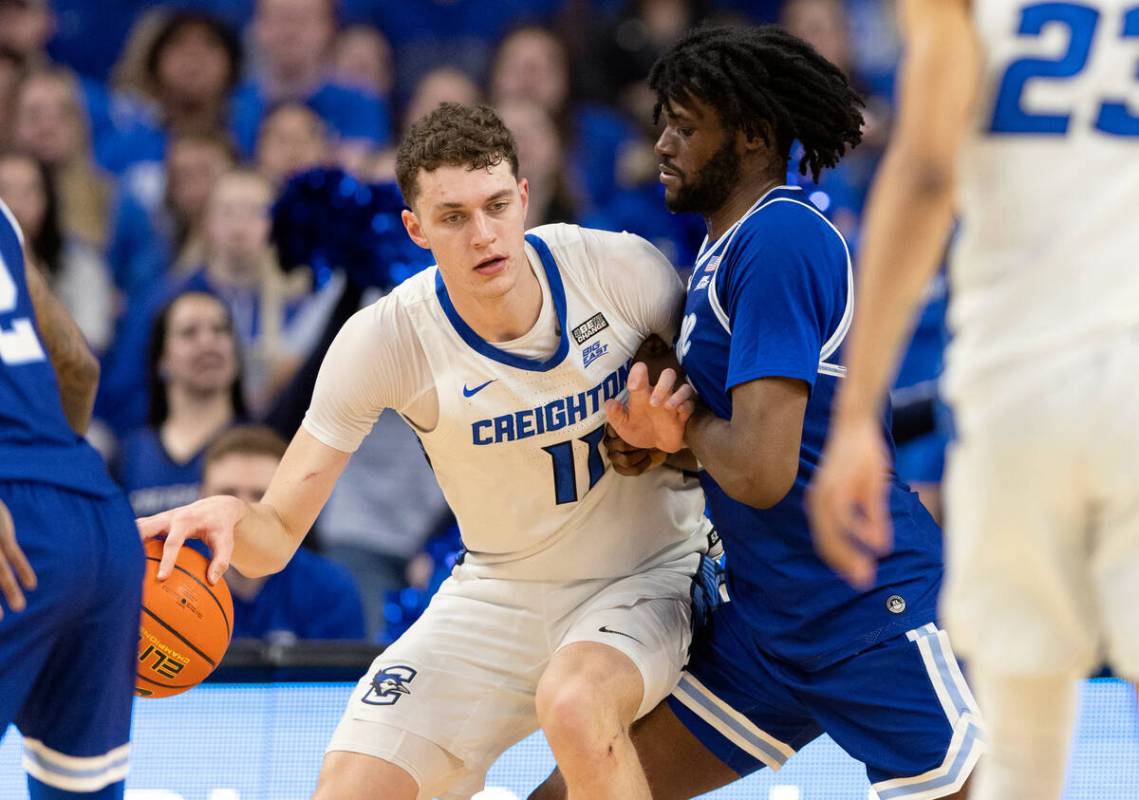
top-left (136, 539), bottom-right (233, 698)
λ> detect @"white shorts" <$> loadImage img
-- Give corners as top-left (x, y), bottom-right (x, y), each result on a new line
top-left (326, 549), bottom-right (703, 799)
top-left (942, 330), bottom-right (1139, 678)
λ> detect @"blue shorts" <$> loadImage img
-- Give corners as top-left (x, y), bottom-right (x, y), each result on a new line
top-left (668, 601), bottom-right (984, 800)
top-left (0, 482), bottom-right (144, 798)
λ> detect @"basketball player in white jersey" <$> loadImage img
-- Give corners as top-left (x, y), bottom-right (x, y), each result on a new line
top-left (808, 0), bottom-right (1139, 797)
top-left (138, 102), bottom-right (714, 800)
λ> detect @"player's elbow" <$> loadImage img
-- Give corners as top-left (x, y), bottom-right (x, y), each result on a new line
top-left (728, 461), bottom-right (797, 510)
top-left (894, 147), bottom-right (956, 203)
top-left (72, 350), bottom-right (101, 395)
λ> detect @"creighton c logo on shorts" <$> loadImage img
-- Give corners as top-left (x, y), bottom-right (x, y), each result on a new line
top-left (362, 665), bottom-right (417, 706)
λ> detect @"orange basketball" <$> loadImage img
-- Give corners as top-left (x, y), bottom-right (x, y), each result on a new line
top-left (136, 538), bottom-right (233, 698)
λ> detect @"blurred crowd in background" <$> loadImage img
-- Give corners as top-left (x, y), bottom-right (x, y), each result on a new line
top-left (0, 0), bottom-right (947, 647)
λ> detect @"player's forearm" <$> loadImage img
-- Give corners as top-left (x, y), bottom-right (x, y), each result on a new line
top-left (834, 148), bottom-right (955, 423)
top-left (229, 501), bottom-right (304, 578)
top-left (684, 405), bottom-right (791, 509)
top-left (836, 0), bottom-right (978, 424)
top-left (24, 259), bottom-right (99, 433)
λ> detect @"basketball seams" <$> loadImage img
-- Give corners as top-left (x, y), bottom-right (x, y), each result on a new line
top-left (135, 672), bottom-right (197, 691)
top-left (144, 555), bottom-right (232, 639)
top-left (141, 606), bottom-right (218, 669)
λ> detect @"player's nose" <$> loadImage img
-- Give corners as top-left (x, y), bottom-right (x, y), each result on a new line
top-left (470, 211), bottom-right (495, 247)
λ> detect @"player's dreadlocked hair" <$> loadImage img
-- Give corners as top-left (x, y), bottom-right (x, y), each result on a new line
top-left (649, 25), bottom-right (864, 182)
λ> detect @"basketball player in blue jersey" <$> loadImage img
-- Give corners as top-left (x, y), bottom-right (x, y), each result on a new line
top-left (810, 0), bottom-right (1139, 797)
top-left (535, 26), bottom-right (983, 800)
top-left (0, 199), bottom-right (145, 798)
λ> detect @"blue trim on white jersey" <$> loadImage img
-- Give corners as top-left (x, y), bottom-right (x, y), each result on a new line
top-left (434, 232), bottom-right (570, 372)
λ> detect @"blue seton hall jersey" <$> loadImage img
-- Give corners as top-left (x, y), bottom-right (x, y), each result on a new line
top-left (0, 201), bottom-right (118, 497)
top-left (678, 186), bottom-right (944, 669)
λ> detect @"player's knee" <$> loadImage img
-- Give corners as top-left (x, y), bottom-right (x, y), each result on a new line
top-left (537, 677), bottom-right (630, 764)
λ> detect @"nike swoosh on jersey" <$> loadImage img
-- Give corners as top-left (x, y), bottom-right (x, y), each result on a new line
top-left (598, 625), bottom-right (644, 645)
top-left (462, 379), bottom-right (496, 397)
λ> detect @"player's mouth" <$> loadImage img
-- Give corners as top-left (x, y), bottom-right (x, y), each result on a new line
top-left (474, 254), bottom-right (508, 276)
top-left (659, 163), bottom-right (683, 185)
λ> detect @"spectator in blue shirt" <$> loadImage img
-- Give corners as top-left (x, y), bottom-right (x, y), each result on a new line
top-left (99, 9), bottom-right (244, 221)
top-left (230, 0), bottom-right (390, 161)
top-left (116, 289), bottom-right (245, 516)
top-left (200, 425), bottom-right (366, 641)
top-left (97, 168), bottom-right (315, 433)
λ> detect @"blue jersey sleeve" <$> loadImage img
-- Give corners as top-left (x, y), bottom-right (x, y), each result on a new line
top-left (719, 201), bottom-right (849, 393)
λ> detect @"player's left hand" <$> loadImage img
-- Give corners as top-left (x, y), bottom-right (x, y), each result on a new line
top-left (604, 423), bottom-right (667, 476)
top-left (807, 414), bottom-right (893, 589)
top-left (0, 499), bottom-right (37, 619)
top-left (605, 362), bottom-right (696, 453)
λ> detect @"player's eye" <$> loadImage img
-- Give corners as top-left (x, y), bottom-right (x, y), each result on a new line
top-left (489, 201), bottom-right (509, 213)
top-left (679, 127), bottom-right (696, 138)
top-left (443, 214), bottom-right (464, 225)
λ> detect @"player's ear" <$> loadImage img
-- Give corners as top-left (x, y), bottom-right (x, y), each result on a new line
top-left (517, 177), bottom-right (529, 217)
top-left (401, 209), bottom-right (431, 250)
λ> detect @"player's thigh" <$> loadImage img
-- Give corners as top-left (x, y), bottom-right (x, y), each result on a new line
top-left (554, 550), bottom-right (703, 720)
top-left (942, 388), bottom-right (1099, 675)
top-left (315, 746), bottom-right (430, 800)
top-left (667, 601), bottom-right (820, 782)
top-left (11, 486), bottom-right (142, 794)
top-left (803, 624), bottom-right (983, 800)
top-left (327, 568), bottom-right (547, 796)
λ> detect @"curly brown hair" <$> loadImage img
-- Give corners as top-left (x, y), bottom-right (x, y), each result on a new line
top-left (395, 103), bottom-right (519, 207)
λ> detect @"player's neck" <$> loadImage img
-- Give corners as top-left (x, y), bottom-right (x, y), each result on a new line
top-left (452, 249), bottom-right (544, 343)
top-left (705, 174), bottom-right (783, 242)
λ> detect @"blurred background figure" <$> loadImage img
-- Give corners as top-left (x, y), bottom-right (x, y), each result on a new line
top-left (160, 129), bottom-right (238, 272)
top-left (200, 425), bottom-right (366, 641)
top-left (100, 9), bottom-right (243, 216)
top-left (0, 149), bottom-right (115, 352)
top-left (232, 0), bottom-right (390, 163)
top-left (116, 289), bottom-right (244, 516)
top-left (255, 101), bottom-right (329, 186)
top-left (330, 23), bottom-right (394, 99)
top-left (96, 168), bottom-right (314, 435)
top-left (11, 64), bottom-right (163, 300)
top-left (496, 99), bottom-right (577, 227)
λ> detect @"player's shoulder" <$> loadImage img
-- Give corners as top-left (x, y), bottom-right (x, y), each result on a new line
top-left (729, 189), bottom-right (849, 267)
top-left (738, 189), bottom-right (842, 243)
top-left (528, 222), bottom-right (665, 278)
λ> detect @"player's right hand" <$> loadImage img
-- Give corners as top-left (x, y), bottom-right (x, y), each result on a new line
top-left (0, 499), bottom-right (37, 619)
top-left (137, 495), bottom-right (246, 585)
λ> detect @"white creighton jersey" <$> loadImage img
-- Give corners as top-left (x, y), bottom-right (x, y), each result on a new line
top-left (304, 224), bottom-right (711, 581)
top-left (949, 0), bottom-right (1139, 392)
